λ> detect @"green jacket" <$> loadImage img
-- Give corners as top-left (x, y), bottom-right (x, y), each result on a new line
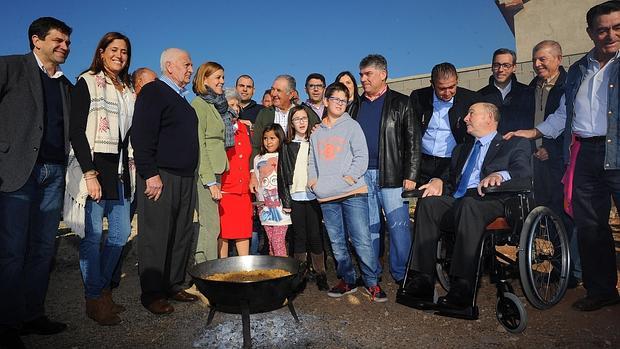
top-left (251, 105), bottom-right (320, 160)
top-left (192, 97), bottom-right (228, 186)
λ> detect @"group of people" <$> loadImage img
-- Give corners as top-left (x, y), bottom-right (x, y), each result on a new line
top-left (1, 1), bottom-right (619, 347)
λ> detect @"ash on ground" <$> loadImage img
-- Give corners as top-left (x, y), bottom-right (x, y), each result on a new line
top-left (193, 308), bottom-right (341, 348)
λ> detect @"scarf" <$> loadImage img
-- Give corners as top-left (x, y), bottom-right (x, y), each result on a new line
top-left (200, 88), bottom-right (235, 148)
top-left (63, 71), bottom-right (136, 238)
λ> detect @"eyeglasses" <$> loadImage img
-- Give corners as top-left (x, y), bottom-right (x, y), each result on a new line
top-left (328, 97), bottom-right (348, 106)
top-left (307, 84), bottom-right (324, 90)
top-left (292, 117), bottom-right (309, 124)
top-left (492, 63), bottom-right (514, 70)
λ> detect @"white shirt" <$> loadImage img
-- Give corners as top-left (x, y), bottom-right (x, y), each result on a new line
top-left (536, 50), bottom-right (620, 139)
top-left (274, 107), bottom-right (290, 130)
top-left (494, 80), bottom-right (512, 101)
top-left (33, 51), bottom-right (64, 79)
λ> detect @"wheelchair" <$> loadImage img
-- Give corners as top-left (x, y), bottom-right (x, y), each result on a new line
top-left (397, 178), bottom-right (571, 333)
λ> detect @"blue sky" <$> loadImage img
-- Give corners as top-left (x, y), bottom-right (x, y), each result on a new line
top-left (1, 0), bottom-right (514, 97)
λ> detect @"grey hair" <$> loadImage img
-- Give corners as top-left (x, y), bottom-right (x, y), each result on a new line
top-left (224, 87), bottom-right (241, 101)
top-left (479, 102), bottom-right (500, 122)
top-left (532, 40), bottom-right (562, 57)
top-left (359, 54), bottom-right (388, 73)
top-left (274, 74), bottom-right (296, 93)
top-left (159, 48), bottom-right (187, 74)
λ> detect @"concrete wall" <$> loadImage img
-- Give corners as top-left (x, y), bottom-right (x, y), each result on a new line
top-left (387, 52), bottom-right (585, 96)
top-left (513, 0), bottom-right (601, 62)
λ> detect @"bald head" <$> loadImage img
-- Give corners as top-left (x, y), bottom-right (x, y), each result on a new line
top-left (132, 67), bottom-right (157, 95)
top-left (160, 48), bottom-right (193, 88)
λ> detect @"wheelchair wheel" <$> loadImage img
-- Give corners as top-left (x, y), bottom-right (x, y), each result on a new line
top-left (496, 292), bottom-right (527, 333)
top-left (435, 233), bottom-right (454, 292)
top-left (518, 206), bottom-right (570, 310)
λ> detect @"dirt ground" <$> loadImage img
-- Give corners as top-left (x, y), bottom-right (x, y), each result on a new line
top-left (21, 219), bottom-right (620, 349)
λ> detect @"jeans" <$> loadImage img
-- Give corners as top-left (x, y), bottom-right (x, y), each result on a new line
top-left (80, 182), bottom-right (131, 299)
top-left (0, 163), bottom-right (65, 326)
top-left (364, 170), bottom-right (412, 281)
top-left (320, 195), bottom-right (377, 287)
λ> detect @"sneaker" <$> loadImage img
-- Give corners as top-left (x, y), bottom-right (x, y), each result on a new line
top-left (366, 284), bottom-right (388, 303)
top-left (327, 280), bottom-right (357, 298)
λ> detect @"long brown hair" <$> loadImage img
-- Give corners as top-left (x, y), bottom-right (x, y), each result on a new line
top-left (286, 105), bottom-right (311, 142)
top-left (81, 32), bottom-right (132, 86)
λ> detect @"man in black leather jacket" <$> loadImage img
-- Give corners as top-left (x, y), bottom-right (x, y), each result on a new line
top-left (409, 62), bottom-right (481, 185)
top-left (351, 54), bottom-right (421, 286)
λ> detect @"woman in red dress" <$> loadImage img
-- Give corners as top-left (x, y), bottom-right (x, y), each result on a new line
top-left (218, 89), bottom-right (253, 257)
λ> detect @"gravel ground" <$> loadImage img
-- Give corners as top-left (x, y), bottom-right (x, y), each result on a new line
top-left (21, 226), bottom-right (620, 349)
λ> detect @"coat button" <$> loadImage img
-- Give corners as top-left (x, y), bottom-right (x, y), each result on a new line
top-left (33, 147), bottom-right (38, 151)
top-left (610, 84), bottom-right (615, 88)
top-left (608, 139), bottom-right (612, 143)
top-left (609, 111), bottom-right (613, 115)
top-left (239, 154), bottom-right (243, 158)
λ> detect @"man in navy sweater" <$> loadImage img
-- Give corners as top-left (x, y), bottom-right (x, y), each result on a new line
top-left (0, 17), bottom-right (72, 348)
top-left (353, 54), bottom-right (420, 291)
top-left (131, 48), bottom-right (200, 315)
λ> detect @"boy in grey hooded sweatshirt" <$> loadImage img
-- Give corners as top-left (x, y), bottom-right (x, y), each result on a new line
top-left (307, 82), bottom-right (387, 302)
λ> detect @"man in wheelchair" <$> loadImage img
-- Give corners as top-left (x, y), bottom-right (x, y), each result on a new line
top-left (401, 102), bottom-right (531, 317)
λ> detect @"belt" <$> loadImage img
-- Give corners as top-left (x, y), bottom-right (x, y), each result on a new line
top-left (421, 153), bottom-right (450, 160)
top-left (576, 136), bottom-right (606, 144)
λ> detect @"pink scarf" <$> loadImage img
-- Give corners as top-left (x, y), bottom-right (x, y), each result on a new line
top-left (561, 134), bottom-right (581, 217)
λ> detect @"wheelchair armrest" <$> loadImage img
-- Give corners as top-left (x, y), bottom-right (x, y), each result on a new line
top-left (481, 177), bottom-right (532, 194)
top-left (401, 189), bottom-right (424, 198)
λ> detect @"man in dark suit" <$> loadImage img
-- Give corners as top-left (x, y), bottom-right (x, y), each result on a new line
top-left (477, 48), bottom-right (531, 135)
top-left (0, 17), bottom-right (72, 347)
top-left (402, 102), bottom-right (531, 315)
top-left (409, 62), bottom-right (481, 184)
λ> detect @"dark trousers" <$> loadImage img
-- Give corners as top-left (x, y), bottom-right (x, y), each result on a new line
top-left (0, 163), bottom-right (65, 327)
top-left (137, 170), bottom-right (196, 306)
top-left (290, 199), bottom-right (323, 254)
top-left (411, 193), bottom-right (504, 283)
top-left (572, 141), bottom-right (620, 298)
top-left (419, 154), bottom-right (451, 184)
top-left (533, 154), bottom-right (581, 278)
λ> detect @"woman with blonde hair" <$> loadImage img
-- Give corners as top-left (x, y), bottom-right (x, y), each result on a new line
top-left (191, 62), bottom-right (230, 262)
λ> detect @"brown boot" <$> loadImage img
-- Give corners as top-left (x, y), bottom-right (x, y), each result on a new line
top-left (85, 297), bottom-right (121, 326)
top-left (102, 288), bottom-right (126, 313)
top-left (311, 253), bottom-right (328, 290)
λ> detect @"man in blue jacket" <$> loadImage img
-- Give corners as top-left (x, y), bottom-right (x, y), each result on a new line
top-left (505, 1), bottom-right (620, 311)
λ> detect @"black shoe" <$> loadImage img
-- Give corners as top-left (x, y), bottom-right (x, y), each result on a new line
top-left (0, 328), bottom-right (25, 349)
top-left (572, 294), bottom-right (620, 311)
top-left (20, 316), bottom-right (67, 336)
top-left (396, 272), bottom-right (436, 310)
top-left (437, 277), bottom-right (473, 308)
top-left (316, 273), bottom-right (329, 291)
top-left (436, 277), bottom-right (478, 320)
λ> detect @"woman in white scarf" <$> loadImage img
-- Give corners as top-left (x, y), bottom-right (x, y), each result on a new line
top-left (66, 32), bottom-right (135, 326)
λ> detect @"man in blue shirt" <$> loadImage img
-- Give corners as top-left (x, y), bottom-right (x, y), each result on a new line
top-left (409, 63), bottom-right (481, 185)
top-left (504, 1), bottom-right (620, 311)
top-left (401, 102), bottom-right (531, 317)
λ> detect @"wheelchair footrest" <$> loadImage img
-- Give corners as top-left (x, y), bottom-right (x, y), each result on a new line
top-left (396, 291), bottom-right (438, 311)
top-left (436, 305), bottom-right (479, 320)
